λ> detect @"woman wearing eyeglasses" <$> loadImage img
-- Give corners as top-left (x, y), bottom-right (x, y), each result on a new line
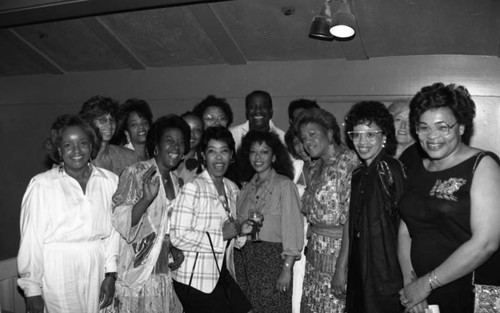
top-left (192, 95), bottom-right (233, 129)
top-left (398, 83), bottom-right (500, 313)
top-left (344, 101), bottom-right (407, 313)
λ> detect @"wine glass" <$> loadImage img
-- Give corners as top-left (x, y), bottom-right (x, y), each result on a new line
top-left (248, 209), bottom-right (264, 241)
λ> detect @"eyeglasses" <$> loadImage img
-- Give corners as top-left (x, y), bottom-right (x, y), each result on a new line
top-left (347, 130), bottom-right (383, 141)
top-left (415, 121), bottom-right (457, 137)
top-left (203, 115), bottom-right (228, 123)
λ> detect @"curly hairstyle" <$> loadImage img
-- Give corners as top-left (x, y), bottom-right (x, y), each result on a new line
top-left (192, 95), bottom-right (234, 128)
top-left (293, 108), bottom-right (342, 145)
top-left (198, 126), bottom-right (236, 155)
top-left (409, 83), bottom-right (476, 144)
top-left (79, 95), bottom-right (120, 124)
top-left (288, 98), bottom-right (320, 121)
top-left (146, 115), bottom-right (191, 158)
top-left (344, 101), bottom-right (397, 156)
top-left (237, 130), bottom-right (294, 182)
top-left (49, 114), bottom-right (100, 163)
top-left (115, 98), bottom-right (153, 145)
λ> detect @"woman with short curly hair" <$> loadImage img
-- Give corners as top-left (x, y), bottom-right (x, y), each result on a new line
top-left (398, 83), bottom-right (500, 313)
top-left (343, 101), bottom-right (406, 313)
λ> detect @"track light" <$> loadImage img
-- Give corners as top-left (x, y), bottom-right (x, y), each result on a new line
top-left (309, 0), bottom-right (356, 40)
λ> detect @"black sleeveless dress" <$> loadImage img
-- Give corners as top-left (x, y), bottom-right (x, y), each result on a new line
top-left (399, 151), bottom-right (500, 313)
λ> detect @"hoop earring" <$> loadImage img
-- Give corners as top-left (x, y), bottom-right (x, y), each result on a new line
top-left (154, 149), bottom-right (158, 156)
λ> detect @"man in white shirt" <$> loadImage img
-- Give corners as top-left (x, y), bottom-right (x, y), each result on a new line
top-left (230, 90), bottom-right (285, 151)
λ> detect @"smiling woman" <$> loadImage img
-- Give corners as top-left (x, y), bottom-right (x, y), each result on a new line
top-left (79, 95), bottom-right (140, 175)
top-left (343, 101), bottom-right (406, 313)
top-left (398, 83), bottom-right (500, 313)
top-left (293, 108), bottom-right (359, 313)
top-left (17, 114), bottom-right (120, 313)
top-left (110, 114), bottom-right (190, 313)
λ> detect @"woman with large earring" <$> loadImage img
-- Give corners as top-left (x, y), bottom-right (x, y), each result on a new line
top-left (18, 114), bottom-right (119, 313)
top-left (295, 108), bottom-right (360, 313)
top-left (110, 115), bottom-right (189, 313)
top-left (343, 101), bottom-right (407, 313)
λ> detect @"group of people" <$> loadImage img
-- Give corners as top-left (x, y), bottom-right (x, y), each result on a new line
top-left (17, 84), bottom-right (500, 313)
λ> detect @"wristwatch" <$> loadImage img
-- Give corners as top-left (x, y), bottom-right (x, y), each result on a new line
top-left (105, 272), bottom-right (118, 280)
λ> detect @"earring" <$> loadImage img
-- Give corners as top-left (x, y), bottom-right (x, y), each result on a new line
top-left (154, 149), bottom-right (158, 156)
top-left (59, 161), bottom-right (65, 173)
top-left (382, 140), bottom-right (386, 148)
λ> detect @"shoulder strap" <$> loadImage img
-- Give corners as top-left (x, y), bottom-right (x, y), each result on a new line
top-left (473, 151), bottom-right (500, 174)
top-left (206, 232), bottom-right (221, 274)
top-left (187, 252), bottom-right (199, 287)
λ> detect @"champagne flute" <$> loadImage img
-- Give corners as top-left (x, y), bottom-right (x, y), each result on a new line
top-left (248, 209), bottom-right (264, 241)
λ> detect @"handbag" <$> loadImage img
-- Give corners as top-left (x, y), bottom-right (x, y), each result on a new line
top-left (473, 272), bottom-right (500, 313)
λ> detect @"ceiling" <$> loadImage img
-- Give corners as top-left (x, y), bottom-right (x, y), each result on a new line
top-left (0, 0), bottom-right (499, 77)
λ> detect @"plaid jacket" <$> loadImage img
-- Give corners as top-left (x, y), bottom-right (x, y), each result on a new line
top-left (170, 170), bottom-right (241, 293)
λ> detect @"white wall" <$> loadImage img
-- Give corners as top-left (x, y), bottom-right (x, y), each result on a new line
top-left (1, 54), bottom-right (499, 260)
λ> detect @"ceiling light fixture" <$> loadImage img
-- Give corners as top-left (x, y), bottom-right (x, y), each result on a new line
top-left (309, 0), bottom-right (356, 40)
top-left (309, 0), bottom-right (334, 40)
top-left (330, 0), bottom-right (356, 39)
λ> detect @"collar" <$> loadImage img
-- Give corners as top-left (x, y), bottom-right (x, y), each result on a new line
top-left (249, 168), bottom-right (276, 187)
top-left (57, 163), bottom-right (109, 180)
top-left (241, 119), bottom-right (280, 134)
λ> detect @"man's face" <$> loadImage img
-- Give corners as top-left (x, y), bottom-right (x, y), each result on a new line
top-left (246, 95), bottom-right (272, 131)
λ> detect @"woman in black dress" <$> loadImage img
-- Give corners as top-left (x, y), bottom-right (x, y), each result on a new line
top-left (343, 101), bottom-right (407, 313)
top-left (398, 83), bottom-right (500, 313)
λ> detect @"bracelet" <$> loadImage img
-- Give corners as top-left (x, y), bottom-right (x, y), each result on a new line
top-left (428, 270), bottom-right (442, 290)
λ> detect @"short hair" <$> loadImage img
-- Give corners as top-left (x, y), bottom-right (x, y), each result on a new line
top-left (192, 95), bottom-right (234, 127)
top-left (146, 115), bottom-right (191, 157)
top-left (115, 98), bottom-right (153, 145)
top-left (387, 98), bottom-right (411, 117)
top-left (181, 110), bottom-right (203, 124)
top-left (237, 130), bottom-right (294, 182)
top-left (245, 90), bottom-right (272, 110)
top-left (294, 108), bottom-right (342, 145)
top-left (198, 126), bottom-right (236, 156)
top-left (409, 83), bottom-right (476, 144)
top-left (79, 95), bottom-right (120, 123)
top-left (344, 101), bottom-right (397, 156)
top-left (51, 114), bottom-right (99, 163)
top-left (288, 98), bottom-right (320, 121)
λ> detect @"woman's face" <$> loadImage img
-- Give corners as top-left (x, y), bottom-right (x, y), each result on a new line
top-left (351, 122), bottom-right (386, 166)
top-left (203, 139), bottom-right (232, 179)
top-left (293, 137), bottom-right (310, 162)
top-left (299, 122), bottom-right (332, 159)
top-left (183, 115), bottom-right (203, 150)
top-left (417, 107), bottom-right (463, 161)
top-left (93, 113), bottom-right (116, 142)
top-left (126, 112), bottom-right (150, 145)
top-left (202, 106), bottom-right (228, 129)
top-left (249, 141), bottom-right (275, 175)
top-left (393, 108), bottom-right (414, 147)
top-left (155, 128), bottom-right (185, 172)
top-left (59, 126), bottom-right (92, 172)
